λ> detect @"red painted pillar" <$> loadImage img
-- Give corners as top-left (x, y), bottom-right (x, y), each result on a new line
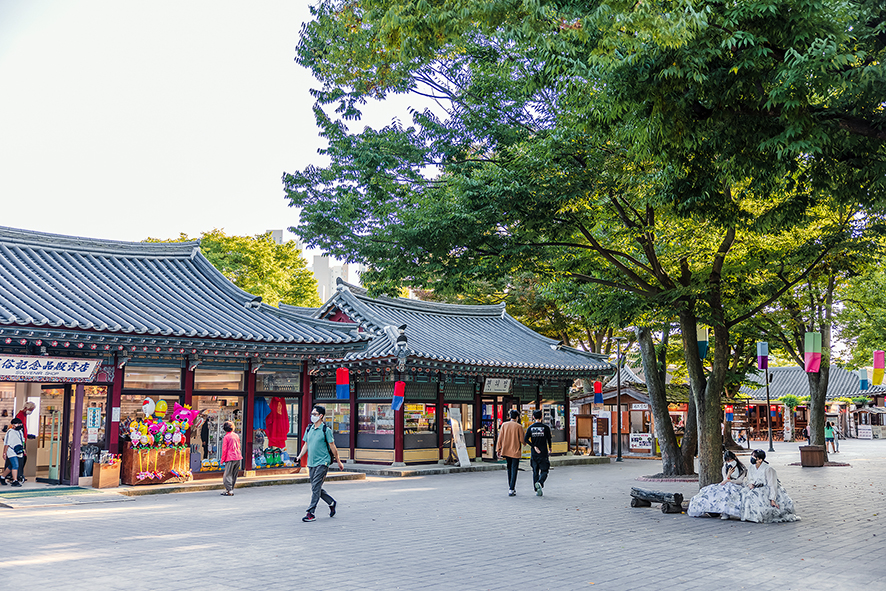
top-left (244, 368), bottom-right (255, 471)
top-left (70, 384), bottom-right (85, 485)
top-left (300, 361), bottom-right (312, 468)
top-left (394, 403), bottom-right (405, 465)
top-left (183, 364), bottom-right (194, 407)
top-left (564, 384), bottom-right (571, 454)
top-left (109, 355), bottom-right (124, 454)
top-left (437, 380), bottom-right (445, 460)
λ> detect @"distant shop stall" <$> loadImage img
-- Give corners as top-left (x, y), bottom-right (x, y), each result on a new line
top-left (0, 227), bottom-right (368, 485)
top-left (296, 280), bottom-right (614, 465)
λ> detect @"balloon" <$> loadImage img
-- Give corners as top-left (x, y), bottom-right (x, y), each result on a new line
top-left (142, 398), bottom-right (156, 418)
top-left (154, 400), bottom-right (168, 418)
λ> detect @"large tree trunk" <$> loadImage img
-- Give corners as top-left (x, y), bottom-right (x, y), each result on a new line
top-left (636, 326), bottom-right (692, 475)
top-left (681, 388), bottom-right (698, 474)
top-left (807, 366), bottom-right (830, 462)
top-left (680, 311), bottom-right (729, 488)
top-left (723, 383), bottom-right (743, 450)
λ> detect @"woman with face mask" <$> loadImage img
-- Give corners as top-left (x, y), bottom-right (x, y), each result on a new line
top-left (739, 449), bottom-right (800, 523)
top-left (688, 450), bottom-right (747, 519)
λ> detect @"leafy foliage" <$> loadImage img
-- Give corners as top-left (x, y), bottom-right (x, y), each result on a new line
top-left (145, 229), bottom-right (321, 307)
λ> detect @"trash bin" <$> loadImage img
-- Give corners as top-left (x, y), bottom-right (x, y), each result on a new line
top-left (798, 445), bottom-right (825, 467)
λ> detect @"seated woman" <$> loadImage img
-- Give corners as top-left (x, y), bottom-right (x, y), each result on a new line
top-left (688, 450), bottom-right (747, 519)
top-left (739, 449), bottom-right (800, 523)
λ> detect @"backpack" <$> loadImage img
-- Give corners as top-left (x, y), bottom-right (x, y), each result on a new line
top-left (303, 422), bottom-right (337, 466)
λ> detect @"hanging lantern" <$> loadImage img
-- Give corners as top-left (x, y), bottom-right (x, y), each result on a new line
top-left (593, 380), bottom-right (603, 404)
top-left (859, 368), bottom-right (870, 391)
top-left (697, 325), bottom-right (709, 360)
top-left (804, 332), bottom-right (822, 373)
top-left (770, 405), bottom-right (777, 417)
top-left (756, 342), bottom-right (768, 370)
top-left (725, 405), bottom-right (734, 422)
top-left (873, 350), bottom-right (884, 386)
top-left (392, 380), bottom-right (405, 411)
top-left (336, 367), bottom-right (350, 400)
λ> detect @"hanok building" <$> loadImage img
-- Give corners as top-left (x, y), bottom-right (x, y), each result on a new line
top-left (0, 227), bottom-right (368, 485)
top-left (296, 280), bottom-right (614, 465)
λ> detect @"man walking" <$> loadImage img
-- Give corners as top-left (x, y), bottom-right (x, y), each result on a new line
top-left (524, 410), bottom-right (552, 496)
top-left (13, 402), bottom-right (34, 483)
top-left (296, 405), bottom-right (344, 522)
top-left (1, 417), bottom-right (25, 487)
top-left (496, 409), bottom-right (524, 497)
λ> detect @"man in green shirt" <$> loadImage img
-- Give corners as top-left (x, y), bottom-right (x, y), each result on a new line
top-left (295, 404), bottom-right (344, 522)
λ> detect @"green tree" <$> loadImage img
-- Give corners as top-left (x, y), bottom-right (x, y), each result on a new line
top-left (286, 1), bottom-right (884, 485)
top-left (146, 229), bottom-right (321, 308)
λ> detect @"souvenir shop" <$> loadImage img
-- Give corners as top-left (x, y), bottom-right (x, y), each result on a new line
top-left (0, 226), bottom-right (368, 486)
top-left (302, 280), bottom-right (614, 465)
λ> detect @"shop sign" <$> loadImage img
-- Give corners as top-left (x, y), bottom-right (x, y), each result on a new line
top-left (858, 425), bottom-right (873, 440)
top-left (629, 432), bottom-right (653, 450)
top-left (631, 403), bottom-right (649, 410)
top-left (0, 354), bottom-right (102, 383)
top-left (483, 378), bottom-right (511, 393)
top-left (86, 406), bottom-right (102, 429)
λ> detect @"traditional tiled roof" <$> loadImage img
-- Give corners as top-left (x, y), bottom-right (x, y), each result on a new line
top-left (0, 226), bottom-right (369, 355)
top-left (604, 365), bottom-right (644, 389)
top-left (312, 280), bottom-right (613, 377)
top-left (738, 366), bottom-right (860, 401)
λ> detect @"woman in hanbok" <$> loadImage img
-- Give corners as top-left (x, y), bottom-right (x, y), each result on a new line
top-left (688, 450), bottom-right (747, 519)
top-left (739, 449), bottom-right (800, 523)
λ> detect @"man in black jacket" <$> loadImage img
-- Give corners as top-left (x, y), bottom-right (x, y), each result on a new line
top-left (524, 410), bottom-right (552, 496)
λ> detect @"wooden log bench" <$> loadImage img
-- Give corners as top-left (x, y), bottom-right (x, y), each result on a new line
top-left (630, 487), bottom-right (684, 514)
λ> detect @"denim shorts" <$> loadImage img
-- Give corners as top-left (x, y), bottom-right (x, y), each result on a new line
top-left (6, 456), bottom-right (20, 470)
top-left (825, 437), bottom-right (834, 442)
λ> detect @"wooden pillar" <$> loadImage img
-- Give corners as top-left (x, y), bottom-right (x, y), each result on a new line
top-left (437, 379), bottom-right (445, 460)
top-left (564, 383), bottom-right (571, 454)
top-left (109, 356), bottom-right (124, 454)
top-left (300, 361), bottom-right (312, 468)
top-left (349, 379), bottom-right (357, 463)
top-left (183, 363), bottom-right (194, 407)
top-left (394, 379), bottom-right (405, 465)
top-left (70, 383), bottom-right (85, 485)
top-left (243, 368), bottom-right (256, 471)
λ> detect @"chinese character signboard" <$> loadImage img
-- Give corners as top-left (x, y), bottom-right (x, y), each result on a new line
top-left (0, 354), bottom-right (102, 383)
top-left (483, 378), bottom-right (512, 394)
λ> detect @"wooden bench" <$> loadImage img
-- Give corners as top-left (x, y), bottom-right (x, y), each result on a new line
top-left (630, 487), bottom-right (684, 514)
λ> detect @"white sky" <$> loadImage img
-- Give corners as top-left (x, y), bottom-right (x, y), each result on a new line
top-left (0, 1), bottom-right (417, 248)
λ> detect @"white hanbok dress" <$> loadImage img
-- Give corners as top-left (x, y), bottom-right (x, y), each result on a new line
top-left (739, 463), bottom-right (800, 523)
top-left (687, 461), bottom-right (746, 517)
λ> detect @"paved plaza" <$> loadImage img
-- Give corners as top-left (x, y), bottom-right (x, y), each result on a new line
top-left (3, 439), bottom-right (885, 591)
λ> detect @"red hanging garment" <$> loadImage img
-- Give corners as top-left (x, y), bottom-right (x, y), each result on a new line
top-left (265, 397), bottom-right (290, 448)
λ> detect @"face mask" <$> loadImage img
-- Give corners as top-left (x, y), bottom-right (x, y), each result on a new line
top-left (16, 425), bottom-right (23, 430)
top-left (311, 414), bottom-right (322, 423)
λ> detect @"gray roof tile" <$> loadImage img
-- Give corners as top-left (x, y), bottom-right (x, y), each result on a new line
top-left (738, 366), bottom-right (860, 400)
top-left (0, 226), bottom-right (369, 348)
top-left (313, 280), bottom-right (613, 375)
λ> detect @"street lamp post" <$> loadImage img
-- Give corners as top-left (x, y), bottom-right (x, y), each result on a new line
top-left (765, 369), bottom-right (775, 453)
top-left (613, 336), bottom-right (627, 462)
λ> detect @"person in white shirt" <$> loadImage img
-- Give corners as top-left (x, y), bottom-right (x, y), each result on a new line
top-left (1, 417), bottom-right (25, 488)
top-left (739, 449), bottom-right (800, 523)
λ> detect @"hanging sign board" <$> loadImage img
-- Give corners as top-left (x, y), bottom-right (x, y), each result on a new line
top-left (857, 425), bottom-right (873, 440)
top-left (483, 378), bottom-right (512, 394)
top-left (0, 354), bottom-right (102, 383)
top-left (631, 403), bottom-right (649, 410)
top-left (448, 408), bottom-right (472, 467)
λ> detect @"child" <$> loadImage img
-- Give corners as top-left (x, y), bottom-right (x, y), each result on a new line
top-left (1, 417), bottom-right (25, 487)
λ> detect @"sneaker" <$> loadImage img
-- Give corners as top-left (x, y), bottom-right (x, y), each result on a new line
top-left (508, 490), bottom-right (516, 497)
top-left (720, 514), bottom-right (729, 520)
top-left (329, 501), bottom-right (337, 517)
top-left (0, 478), bottom-right (6, 486)
top-left (10, 481), bottom-right (22, 488)
top-left (535, 482), bottom-right (543, 496)
top-left (302, 512), bottom-right (316, 522)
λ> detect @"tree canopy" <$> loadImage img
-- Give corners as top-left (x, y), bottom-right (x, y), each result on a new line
top-left (146, 229), bottom-right (321, 308)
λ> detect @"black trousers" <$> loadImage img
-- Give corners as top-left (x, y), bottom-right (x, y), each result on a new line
top-left (530, 455), bottom-right (550, 487)
top-left (505, 457), bottom-right (520, 491)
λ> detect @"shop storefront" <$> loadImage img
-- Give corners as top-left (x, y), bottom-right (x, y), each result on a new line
top-left (0, 227), bottom-right (369, 486)
top-left (301, 279), bottom-right (613, 465)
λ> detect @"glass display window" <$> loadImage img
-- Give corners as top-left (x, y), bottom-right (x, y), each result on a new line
top-left (124, 366), bottom-right (181, 390)
top-left (541, 401), bottom-right (565, 431)
top-left (120, 393), bottom-right (182, 426)
top-left (78, 386), bottom-right (110, 450)
top-left (358, 403), bottom-right (394, 434)
top-left (404, 403), bottom-right (436, 434)
top-left (190, 395), bottom-right (244, 471)
top-left (194, 369), bottom-right (244, 391)
top-left (324, 403), bottom-right (350, 434)
top-left (443, 403), bottom-right (473, 435)
top-left (0, 383), bottom-right (15, 422)
top-left (521, 403), bottom-right (537, 428)
top-left (256, 371), bottom-right (302, 393)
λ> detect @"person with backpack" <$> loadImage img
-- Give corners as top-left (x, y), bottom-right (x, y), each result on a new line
top-left (524, 409), bottom-right (552, 496)
top-left (1, 417), bottom-right (25, 487)
top-left (295, 404), bottom-right (343, 522)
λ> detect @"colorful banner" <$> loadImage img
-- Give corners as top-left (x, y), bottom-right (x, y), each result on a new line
top-left (0, 354), bottom-right (102, 382)
top-left (593, 380), bottom-right (603, 404)
top-left (697, 325), bottom-right (709, 359)
top-left (756, 341), bottom-right (768, 370)
top-left (335, 367), bottom-right (350, 400)
top-left (725, 405), bottom-right (734, 422)
top-left (804, 332), bottom-right (822, 373)
top-left (392, 380), bottom-right (405, 411)
top-left (873, 350), bottom-right (884, 385)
